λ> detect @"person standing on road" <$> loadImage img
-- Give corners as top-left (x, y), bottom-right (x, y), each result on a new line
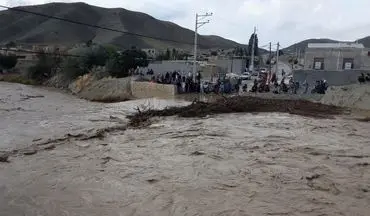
top-left (303, 80), bottom-right (309, 94)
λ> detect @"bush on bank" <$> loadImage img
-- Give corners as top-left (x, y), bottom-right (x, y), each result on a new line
top-left (5, 44), bottom-right (148, 86)
top-left (0, 74), bottom-right (36, 85)
top-left (0, 54), bottom-right (18, 71)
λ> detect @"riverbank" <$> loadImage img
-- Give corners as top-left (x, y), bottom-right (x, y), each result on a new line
top-left (3, 73), bottom-right (370, 112)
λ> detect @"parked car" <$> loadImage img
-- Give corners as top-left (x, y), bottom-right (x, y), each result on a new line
top-left (240, 72), bottom-right (251, 80)
top-left (251, 71), bottom-right (259, 79)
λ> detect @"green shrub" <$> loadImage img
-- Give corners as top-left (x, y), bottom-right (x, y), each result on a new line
top-left (0, 54), bottom-right (18, 70)
top-left (106, 49), bottom-right (148, 78)
top-left (60, 57), bottom-right (88, 80)
top-left (27, 54), bottom-right (54, 81)
top-left (0, 74), bottom-right (36, 85)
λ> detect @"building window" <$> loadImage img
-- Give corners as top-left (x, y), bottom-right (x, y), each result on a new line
top-left (313, 58), bottom-right (324, 70)
top-left (343, 58), bottom-right (354, 70)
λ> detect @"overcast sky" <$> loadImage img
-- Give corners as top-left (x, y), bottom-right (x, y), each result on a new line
top-left (1, 0), bottom-right (370, 48)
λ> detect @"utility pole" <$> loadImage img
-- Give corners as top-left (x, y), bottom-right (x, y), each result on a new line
top-left (193, 12), bottom-right (212, 82)
top-left (230, 55), bottom-right (233, 73)
top-left (268, 42), bottom-right (272, 84)
top-left (249, 27), bottom-right (257, 73)
top-left (275, 42), bottom-right (280, 76)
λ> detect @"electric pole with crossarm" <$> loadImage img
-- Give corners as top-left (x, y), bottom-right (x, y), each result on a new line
top-left (193, 12), bottom-right (212, 82)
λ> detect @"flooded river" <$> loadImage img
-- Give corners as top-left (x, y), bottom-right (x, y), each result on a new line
top-left (1, 82), bottom-right (370, 216)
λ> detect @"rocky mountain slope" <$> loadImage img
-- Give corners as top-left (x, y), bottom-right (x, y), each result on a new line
top-left (0, 2), bottom-right (243, 50)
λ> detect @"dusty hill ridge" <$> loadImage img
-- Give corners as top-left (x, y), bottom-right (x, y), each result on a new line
top-left (0, 2), bottom-right (246, 50)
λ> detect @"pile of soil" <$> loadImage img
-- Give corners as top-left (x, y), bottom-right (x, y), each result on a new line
top-left (128, 96), bottom-right (344, 127)
top-left (321, 84), bottom-right (370, 110)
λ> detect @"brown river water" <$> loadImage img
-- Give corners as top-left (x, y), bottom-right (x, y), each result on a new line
top-left (1, 82), bottom-right (370, 216)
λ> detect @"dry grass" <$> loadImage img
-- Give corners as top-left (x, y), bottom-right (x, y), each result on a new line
top-left (0, 74), bottom-right (37, 85)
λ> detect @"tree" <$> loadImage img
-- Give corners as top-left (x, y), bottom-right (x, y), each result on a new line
top-left (172, 48), bottom-right (178, 60)
top-left (0, 54), bottom-right (18, 70)
top-left (106, 49), bottom-right (148, 78)
top-left (234, 47), bottom-right (244, 56)
top-left (60, 57), bottom-right (87, 80)
top-left (86, 40), bottom-right (93, 47)
top-left (165, 48), bottom-right (171, 60)
top-left (27, 52), bottom-right (54, 81)
top-left (243, 48), bottom-right (248, 56)
top-left (248, 33), bottom-right (259, 57)
top-left (103, 44), bottom-right (118, 58)
top-left (247, 33), bottom-right (259, 68)
top-left (156, 49), bottom-right (172, 61)
top-left (210, 51), bottom-right (218, 56)
top-left (83, 46), bottom-right (109, 69)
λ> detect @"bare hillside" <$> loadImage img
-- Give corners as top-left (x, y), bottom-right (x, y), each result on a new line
top-left (0, 2), bottom-right (243, 50)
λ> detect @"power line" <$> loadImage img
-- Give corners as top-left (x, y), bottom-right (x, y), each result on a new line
top-left (0, 47), bottom-right (154, 61)
top-left (0, 5), bottom-right (197, 46)
top-left (1, 48), bottom-right (85, 58)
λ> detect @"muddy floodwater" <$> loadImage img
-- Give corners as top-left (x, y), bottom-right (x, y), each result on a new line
top-left (1, 82), bottom-right (370, 216)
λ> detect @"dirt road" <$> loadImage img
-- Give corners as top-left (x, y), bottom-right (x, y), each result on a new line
top-left (1, 82), bottom-right (369, 216)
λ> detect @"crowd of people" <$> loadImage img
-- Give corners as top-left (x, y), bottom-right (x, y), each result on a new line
top-left (358, 73), bottom-right (370, 84)
top-left (135, 67), bottom-right (332, 95)
top-left (248, 72), bottom-right (329, 95)
top-left (138, 69), bottom-right (203, 94)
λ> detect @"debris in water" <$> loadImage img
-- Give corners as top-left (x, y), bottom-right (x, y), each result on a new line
top-left (0, 153), bottom-right (9, 163)
top-left (101, 156), bottom-right (121, 164)
top-left (356, 162), bottom-right (369, 167)
top-left (23, 149), bottom-right (37, 155)
top-left (190, 151), bottom-right (206, 156)
top-left (43, 144), bottom-right (56, 150)
top-left (128, 96), bottom-right (344, 127)
top-left (306, 174), bottom-right (321, 181)
top-left (32, 138), bottom-right (42, 142)
top-left (356, 117), bottom-right (370, 122)
top-left (146, 179), bottom-right (159, 184)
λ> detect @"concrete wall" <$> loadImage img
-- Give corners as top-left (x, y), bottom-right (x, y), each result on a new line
top-left (146, 59), bottom-right (246, 77)
top-left (131, 81), bottom-right (177, 99)
top-left (211, 59), bottom-right (246, 74)
top-left (293, 69), bottom-right (369, 86)
top-left (147, 61), bottom-right (193, 76)
top-left (304, 47), bottom-right (370, 70)
top-left (145, 61), bottom-right (222, 80)
top-left (201, 65), bottom-right (222, 80)
top-left (69, 76), bottom-right (132, 102)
